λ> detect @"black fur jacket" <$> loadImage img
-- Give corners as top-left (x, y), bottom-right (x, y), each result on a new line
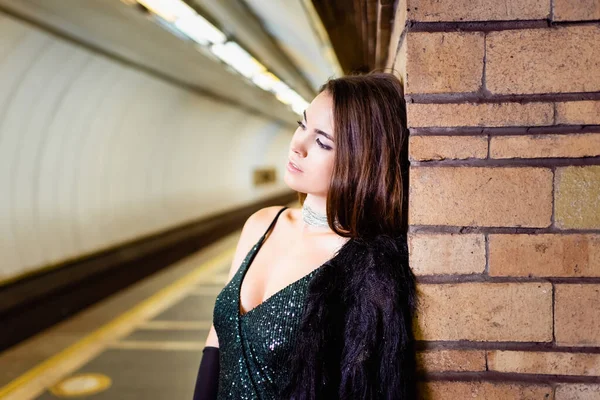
top-left (280, 233), bottom-right (418, 399)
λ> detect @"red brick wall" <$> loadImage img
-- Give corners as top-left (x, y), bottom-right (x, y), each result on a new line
top-left (386, 0), bottom-right (600, 398)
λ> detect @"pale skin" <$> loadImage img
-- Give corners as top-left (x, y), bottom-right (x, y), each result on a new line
top-left (204, 90), bottom-right (349, 348)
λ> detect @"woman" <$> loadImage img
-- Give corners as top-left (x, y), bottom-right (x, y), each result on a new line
top-left (193, 72), bottom-right (418, 399)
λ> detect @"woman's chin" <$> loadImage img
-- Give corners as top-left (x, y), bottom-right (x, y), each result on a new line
top-left (283, 173), bottom-right (303, 191)
top-left (283, 173), bottom-right (295, 187)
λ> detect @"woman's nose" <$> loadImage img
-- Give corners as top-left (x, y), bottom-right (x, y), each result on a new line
top-left (292, 146), bottom-right (306, 158)
top-left (290, 137), bottom-right (307, 157)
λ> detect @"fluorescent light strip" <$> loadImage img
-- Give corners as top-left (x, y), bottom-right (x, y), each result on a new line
top-left (210, 42), bottom-right (266, 78)
top-left (175, 14), bottom-right (226, 45)
top-left (137, 0), bottom-right (195, 22)
top-left (134, 0), bottom-right (309, 115)
top-left (251, 71), bottom-right (280, 91)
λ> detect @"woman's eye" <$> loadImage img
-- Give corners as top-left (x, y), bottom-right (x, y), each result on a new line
top-left (296, 120), bottom-right (305, 129)
top-left (316, 138), bottom-right (332, 150)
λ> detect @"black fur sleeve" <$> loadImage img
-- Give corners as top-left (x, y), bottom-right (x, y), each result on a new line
top-left (338, 235), bottom-right (418, 399)
top-left (282, 234), bottom-right (419, 400)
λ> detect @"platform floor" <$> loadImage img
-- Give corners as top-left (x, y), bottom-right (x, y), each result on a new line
top-left (0, 229), bottom-right (240, 399)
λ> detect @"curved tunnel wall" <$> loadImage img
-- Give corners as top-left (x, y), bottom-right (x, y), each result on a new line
top-left (0, 12), bottom-right (295, 284)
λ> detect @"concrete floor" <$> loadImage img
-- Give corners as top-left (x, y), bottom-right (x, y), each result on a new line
top-left (0, 230), bottom-right (238, 400)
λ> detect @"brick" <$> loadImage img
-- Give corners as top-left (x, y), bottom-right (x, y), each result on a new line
top-left (409, 167), bottom-right (553, 227)
top-left (409, 135), bottom-right (488, 161)
top-left (555, 284), bottom-right (600, 347)
top-left (405, 32), bottom-right (484, 94)
top-left (555, 166), bottom-right (600, 229)
top-left (553, 0), bottom-right (600, 21)
top-left (416, 282), bottom-right (553, 341)
top-left (407, 102), bottom-right (553, 128)
top-left (488, 350), bottom-right (600, 376)
top-left (406, 0), bottom-right (550, 22)
top-left (487, 26), bottom-right (600, 94)
top-left (490, 133), bottom-right (600, 159)
top-left (419, 381), bottom-right (553, 400)
top-left (556, 384), bottom-right (600, 400)
top-left (557, 101), bottom-right (600, 125)
top-left (408, 233), bottom-right (486, 275)
top-left (489, 234), bottom-right (600, 277)
top-left (417, 349), bottom-right (486, 372)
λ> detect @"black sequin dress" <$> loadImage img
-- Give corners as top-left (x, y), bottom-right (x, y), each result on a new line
top-left (212, 206), bottom-right (325, 399)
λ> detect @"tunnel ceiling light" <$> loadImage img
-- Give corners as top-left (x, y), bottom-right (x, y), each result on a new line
top-left (210, 42), bottom-right (266, 79)
top-left (175, 14), bottom-right (226, 45)
top-left (132, 0), bottom-right (308, 116)
top-left (252, 73), bottom-right (307, 115)
top-left (291, 98), bottom-right (309, 115)
top-left (251, 71), bottom-right (280, 91)
top-left (272, 83), bottom-right (308, 115)
top-left (272, 81), bottom-right (295, 104)
top-left (137, 0), bottom-right (195, 22)
top-left (290, 98), bottom-right (309, 115)
top-left (137, 0), bottom-right (225, 45)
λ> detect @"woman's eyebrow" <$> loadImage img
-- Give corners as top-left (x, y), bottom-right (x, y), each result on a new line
top-left (303, 110), bottom-right (334, 142)
top-left (316, 129), bottom-right (334, 142)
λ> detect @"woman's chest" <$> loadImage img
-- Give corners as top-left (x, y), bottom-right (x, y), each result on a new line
top-left (213, 269), bottom-right (313, 367)
top-left (240, 234), bottom-right (344, 309)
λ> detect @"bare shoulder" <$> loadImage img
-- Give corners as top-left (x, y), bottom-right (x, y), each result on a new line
top-left (203, 206), bottom-right (286, 349)
top-left (225, 206), bottom-right (287, 279)
top-left (244, 205), bottom-right (288, 237)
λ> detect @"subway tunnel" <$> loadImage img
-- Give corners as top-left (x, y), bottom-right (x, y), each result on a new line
top-left (0, 0), bottom-right (389, 398)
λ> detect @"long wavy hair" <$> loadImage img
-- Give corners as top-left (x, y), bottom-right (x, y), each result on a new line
top-left (296, 71), bottom-right (409, 239)
top-left (285, 72), bottom-right (417, 399)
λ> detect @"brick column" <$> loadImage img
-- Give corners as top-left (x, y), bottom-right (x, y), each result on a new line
top-left (386, 1), bottom-right (600, 398)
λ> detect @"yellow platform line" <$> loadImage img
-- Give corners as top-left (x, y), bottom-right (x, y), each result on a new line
top-left (0, 248), bottom-right (234, 400)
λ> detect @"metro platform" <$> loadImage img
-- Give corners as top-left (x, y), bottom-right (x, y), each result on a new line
top-left (0, 230), bottom-right (239, 399)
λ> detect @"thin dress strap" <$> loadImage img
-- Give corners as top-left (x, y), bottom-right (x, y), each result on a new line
top-left (258, 206), bottom-right (288, 244)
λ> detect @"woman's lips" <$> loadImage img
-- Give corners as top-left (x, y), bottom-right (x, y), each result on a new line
top-left (287, 161), bottom-right (303, 173)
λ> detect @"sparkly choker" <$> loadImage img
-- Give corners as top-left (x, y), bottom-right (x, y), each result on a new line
top-left (301, 203), bottom-right (329, 228)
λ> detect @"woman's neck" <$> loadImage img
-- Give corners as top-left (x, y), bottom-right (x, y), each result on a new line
top-left (300, 195), bottom-right (334, 234)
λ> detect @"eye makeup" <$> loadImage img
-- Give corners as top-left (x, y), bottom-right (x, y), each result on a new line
top-left (303, 110), bottom-right (334, 142)
top-left (296, 120), bottom-right (333, 151)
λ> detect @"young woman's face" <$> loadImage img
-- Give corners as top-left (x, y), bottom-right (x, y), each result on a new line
top-left (284, 90), bottom-right (336, 196)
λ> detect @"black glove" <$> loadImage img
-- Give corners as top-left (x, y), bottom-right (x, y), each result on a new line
top-left (193, 346), bottom-right (220, 400)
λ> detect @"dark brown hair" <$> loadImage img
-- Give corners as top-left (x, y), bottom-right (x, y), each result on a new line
top-left (297, 71), bottom-right (409, 238)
